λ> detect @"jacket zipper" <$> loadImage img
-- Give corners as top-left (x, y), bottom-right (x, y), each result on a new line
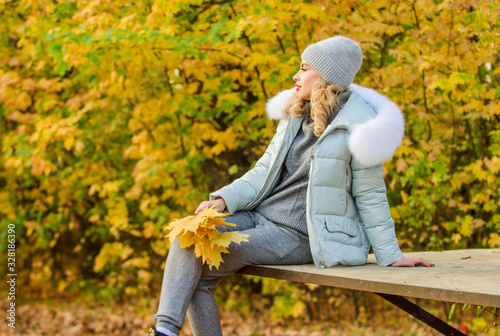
top-left (345, 169), bottom-right (349, 213)
top-left (307, 151), bottom-right (325, 268)
top-left (308, 125), bottom-right (350, 269)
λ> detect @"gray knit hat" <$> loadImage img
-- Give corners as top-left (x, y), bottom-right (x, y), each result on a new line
top-left (301, 36), bottom-right (363, 88)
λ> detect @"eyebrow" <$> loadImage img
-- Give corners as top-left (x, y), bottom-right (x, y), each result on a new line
top-left (301, 63), bottom-right (310, 68)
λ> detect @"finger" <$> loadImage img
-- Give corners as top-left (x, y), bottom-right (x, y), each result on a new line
top-left (415, 258), bottom-right (434, 267)
top-left (419, 258), bottom-right (432, 267)
top-left (195, 202), bottom-right (208, 214)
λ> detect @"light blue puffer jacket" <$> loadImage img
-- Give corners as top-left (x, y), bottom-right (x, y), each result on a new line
top-left (211, 85), bottom-right (405, 267)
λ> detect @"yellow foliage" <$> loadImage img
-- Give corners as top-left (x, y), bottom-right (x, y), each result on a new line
top-left (288, 300), bottom-right (307, 318)
top-left (488, 233), bottom-right (500, 247)
top-left (1, 0), bottom-right (499, 298)
top-left (94, 242), bottom-right (134, 273)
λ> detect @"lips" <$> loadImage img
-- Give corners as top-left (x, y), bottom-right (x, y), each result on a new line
top-left (296, 85), bottom-right (301, 91)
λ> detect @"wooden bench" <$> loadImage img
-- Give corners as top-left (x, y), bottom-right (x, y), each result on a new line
top-left (238, 248), bottom-right (500, 336)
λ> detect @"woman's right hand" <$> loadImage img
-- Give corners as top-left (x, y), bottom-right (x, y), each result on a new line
top-left (195, 198), bottom-right (227, 214)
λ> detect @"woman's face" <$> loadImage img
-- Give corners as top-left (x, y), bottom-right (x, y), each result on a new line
top-left (292, 61), bottom-right (320, 100)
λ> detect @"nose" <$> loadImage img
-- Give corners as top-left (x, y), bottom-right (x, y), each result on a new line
top-left (293, 71), bottom-right (299, 82)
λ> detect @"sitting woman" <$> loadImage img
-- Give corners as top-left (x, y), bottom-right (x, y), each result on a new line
top-left (148, 36), bottom-right (433, 336)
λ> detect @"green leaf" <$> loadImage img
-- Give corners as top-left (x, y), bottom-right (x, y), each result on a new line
top-left (55, 61), bottom-right (71, 76)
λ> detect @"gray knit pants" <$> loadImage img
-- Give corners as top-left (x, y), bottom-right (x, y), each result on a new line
top-left (154, 210), bottom-right (313, 336)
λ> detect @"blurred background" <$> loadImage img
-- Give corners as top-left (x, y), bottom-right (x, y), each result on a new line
top-left (1, 0), bottom-right (499, 334)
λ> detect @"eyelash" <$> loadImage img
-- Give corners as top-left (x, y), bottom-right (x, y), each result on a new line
top-left (301, 68), bottom-right (306, 71)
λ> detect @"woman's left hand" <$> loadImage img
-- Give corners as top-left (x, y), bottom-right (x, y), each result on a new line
top-left (390, 257), bottom-right (434, 267)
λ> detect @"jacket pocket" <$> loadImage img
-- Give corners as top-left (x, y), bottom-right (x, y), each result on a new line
top-left (325, 216), bottom-right (361, 238)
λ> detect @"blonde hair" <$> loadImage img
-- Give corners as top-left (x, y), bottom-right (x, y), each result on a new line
top-left (284, 77), bottom-right (345, 137)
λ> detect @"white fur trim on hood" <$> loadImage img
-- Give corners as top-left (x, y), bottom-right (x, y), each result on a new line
top-left (348, 84), bottom-right (405, 167)
top-left (265, 88), bottom-right (295, 120)
top-left (264, 84), bottom-right (405, 167)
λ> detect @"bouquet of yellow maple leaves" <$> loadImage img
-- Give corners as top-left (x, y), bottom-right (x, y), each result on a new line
top-left (165, 206), bottom-right (250, 270)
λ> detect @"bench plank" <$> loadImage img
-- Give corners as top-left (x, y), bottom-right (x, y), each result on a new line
top-left (238, 249), bottom-right (500, 308)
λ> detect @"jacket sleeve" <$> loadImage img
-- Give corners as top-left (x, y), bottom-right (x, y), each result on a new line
top-left (350, 157), bottom-right (404, 266)
top-left (209, 120), bottom-right (286, 213)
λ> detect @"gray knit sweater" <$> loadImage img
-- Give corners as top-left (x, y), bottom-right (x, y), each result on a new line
top-left (254, 91), bottom-right (351, 234)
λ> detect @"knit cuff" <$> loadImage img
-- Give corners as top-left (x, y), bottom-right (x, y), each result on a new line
top-left (156, 321), bottom-right (179, 335)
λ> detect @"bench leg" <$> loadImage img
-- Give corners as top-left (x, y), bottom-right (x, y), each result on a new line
top-left (376, 293), bottom-right (466, 336)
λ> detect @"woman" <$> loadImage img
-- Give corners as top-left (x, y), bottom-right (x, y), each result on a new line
top-left (148, 36), bottom-right (433, 336)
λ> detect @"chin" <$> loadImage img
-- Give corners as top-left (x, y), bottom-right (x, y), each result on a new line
top-left (297, 93), bottom-right (310, 100)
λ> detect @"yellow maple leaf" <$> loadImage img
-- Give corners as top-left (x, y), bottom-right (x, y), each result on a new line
top-left (203, 226), bottom-right (225, 241)
top-left (197, 216), bottom-right (230, 229)
top-left (165, 218), bottom-right (187, 242)
top-left (205, 245), bottom-right (230, 269)
top-left (211, 231), bottom-right (250, 248)
top-left (193, 236), bottom-right (212, 259)
top-left (178, 231), bottom-right (198, 249)
top-left (198, 238), bottom-right (229, 270)
top-left (168, 206), bottom-right (230, 234)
